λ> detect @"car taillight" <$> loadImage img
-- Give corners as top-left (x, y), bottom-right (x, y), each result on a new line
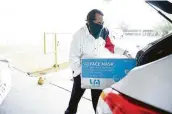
top-left (104, 92), bottom-right (160, 114)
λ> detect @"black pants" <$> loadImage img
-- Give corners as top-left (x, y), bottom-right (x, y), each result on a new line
top-left (65, 75), bottom-right (102, 114)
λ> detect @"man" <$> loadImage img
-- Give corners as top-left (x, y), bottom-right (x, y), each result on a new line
top-left (65, 9), bottom-right (131, 114)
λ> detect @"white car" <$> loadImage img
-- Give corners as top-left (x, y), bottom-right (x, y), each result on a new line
top-left (0, 60), bottom-right (12, 105)
top-left (97, 0), bottom-right (172, 114)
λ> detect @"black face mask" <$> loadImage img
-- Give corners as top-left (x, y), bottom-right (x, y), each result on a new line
top-left (88, 22), bottom-right (103, 39)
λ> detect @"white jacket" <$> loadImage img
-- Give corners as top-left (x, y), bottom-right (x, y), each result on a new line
top-left (69, 25), bottom-right (131, 77)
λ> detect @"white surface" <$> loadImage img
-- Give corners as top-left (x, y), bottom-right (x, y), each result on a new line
top-left (47, 68), bottom-right (93, 103)
top-left (0, 68), bottom-right (94, 114)
top-left (113, 54), bottom-right (172, 113)
top-left (0, 61), bottom-right (12, 105)
top-left (114, 36), bottom-right (160, 57)
top-left (81, 78), bottom-right (114, 90)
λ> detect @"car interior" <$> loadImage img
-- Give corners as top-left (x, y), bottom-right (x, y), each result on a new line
top-left (137, 0), bottom-right (172, 66)
top-left (137, 33), bottom-right (172, 66)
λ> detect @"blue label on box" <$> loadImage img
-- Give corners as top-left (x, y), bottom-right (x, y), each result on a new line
top-left (82, 58), bottom-right (136, 82)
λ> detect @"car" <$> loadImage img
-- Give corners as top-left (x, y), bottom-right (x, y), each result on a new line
top-left (136, 29), bottom-right (172, 64)
top-left (0, 59), bottom-right (12, 105)
top-left (136, 37), bottom-right (162, 64)
top-left (96, 0), bottom-right (172, 114)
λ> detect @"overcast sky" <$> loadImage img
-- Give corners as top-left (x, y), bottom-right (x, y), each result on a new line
top-left (0, 0), bottom-right (169, 45)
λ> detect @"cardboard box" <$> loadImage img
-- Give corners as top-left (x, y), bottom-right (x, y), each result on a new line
top-left (81, 58), bottom-right (136, 89)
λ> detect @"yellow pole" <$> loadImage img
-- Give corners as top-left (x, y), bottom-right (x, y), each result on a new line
top-left (44, 32), bottom-right (46, 54)
top-left (54, 33), bottom-right (58, 71)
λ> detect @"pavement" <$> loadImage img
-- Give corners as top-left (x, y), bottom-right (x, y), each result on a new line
top-left (0, 44), bottom-right (94, 114)
top-left (0, 68), bottom-right (95, 114)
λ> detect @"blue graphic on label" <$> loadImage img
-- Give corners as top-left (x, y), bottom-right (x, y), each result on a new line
top-left (90, 79), bottom-right (100, 87)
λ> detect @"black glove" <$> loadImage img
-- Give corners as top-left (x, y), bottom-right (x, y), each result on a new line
top-left (101, 28), bottom-right (109, 40)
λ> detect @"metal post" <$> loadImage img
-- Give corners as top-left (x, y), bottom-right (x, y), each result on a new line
top-left (54, 33), bottom-right (58, 71)
top-left (44, 32), bottom-right (46, 54)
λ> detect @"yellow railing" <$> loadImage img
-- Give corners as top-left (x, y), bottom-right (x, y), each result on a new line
top-left (43, 32), bottom-right (70, 72)
top-left (28, 32), bottom-right (71, 76)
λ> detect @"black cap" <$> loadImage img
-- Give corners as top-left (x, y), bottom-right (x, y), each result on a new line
top-left (86, 9), bottom-right (104, 22)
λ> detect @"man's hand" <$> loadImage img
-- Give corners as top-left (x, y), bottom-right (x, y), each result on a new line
top-left (101, 28), bottom-right (109, 40)
top-left (123, 50), bottom-right (133, 58)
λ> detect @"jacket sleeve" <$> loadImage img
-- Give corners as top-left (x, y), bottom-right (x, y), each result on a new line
top-left (69, 32), bottom-right (82, 76)
top-left (102, 28), bottom-right (115, 54)
top-left (105, 35), bottom-right (115, 54)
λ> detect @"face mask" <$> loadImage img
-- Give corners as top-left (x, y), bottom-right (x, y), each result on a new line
top-left (88, 22), bottom-right (103, 39)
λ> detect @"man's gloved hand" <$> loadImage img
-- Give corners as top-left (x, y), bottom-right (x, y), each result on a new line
top-left (101, 28), bottom-right (109, 40)
top-left (123, 50), bottom-right (133, 58)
